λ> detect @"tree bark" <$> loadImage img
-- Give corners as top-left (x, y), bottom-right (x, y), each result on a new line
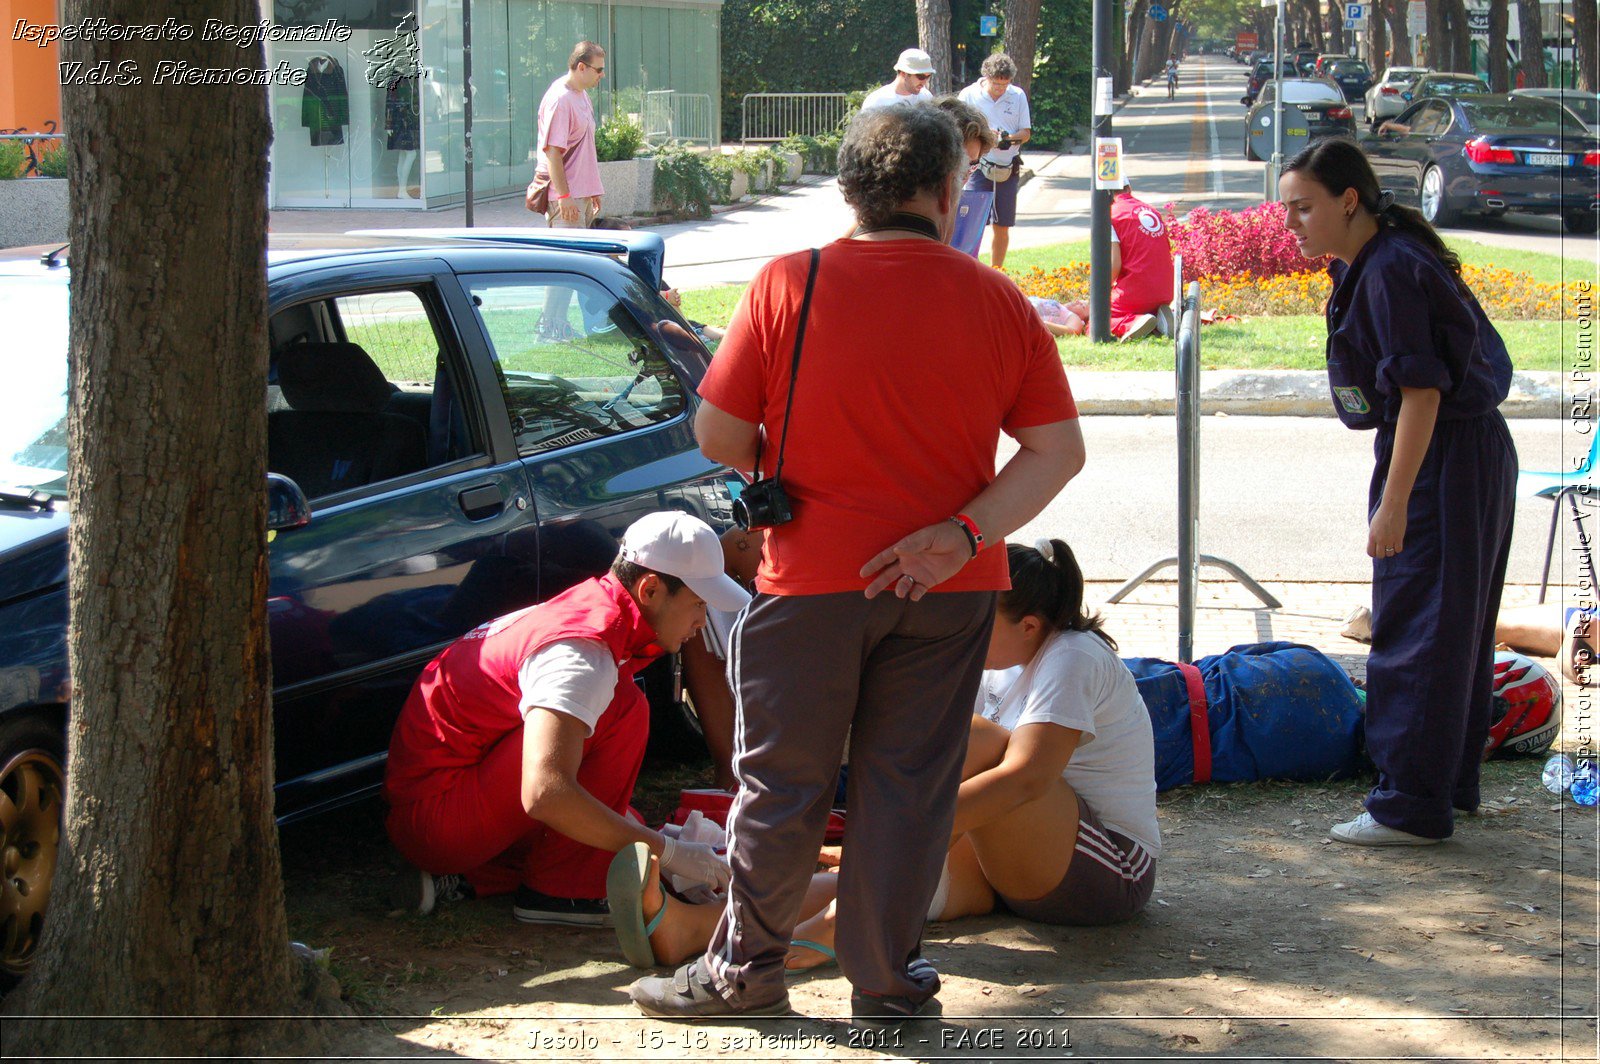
top-left (1575, 0), bottom-right (1598, 91)
top-left (1488, 0), bottom-right (1511, 90)
top-left (1388, 0), bottom-right (1414, 64)
top-left (1121, 0), bottom-right (1150, 91)
top-left (1516, 0), bottom-right (1546, 86)
top-left (917, 0), bottom-right (956, 95)
top-left (1004, 0), bottom-right (1043, 92)
top-left (1328, 1), bottom-right (1345, 54)
top-left (1373, 1), bottom-right (1390, 70)
top-left (1423, 0), bottom-right (1443, 67)
top-left (6, 0), bottom-right (335, 1055)
top-left (1439, 0), bottom-right (1471, 73)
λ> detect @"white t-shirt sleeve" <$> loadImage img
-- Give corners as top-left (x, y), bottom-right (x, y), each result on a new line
top-left (1008, 640), bottom-right (1102, 743)
top-left (518, 638), bottom-right (619, 735)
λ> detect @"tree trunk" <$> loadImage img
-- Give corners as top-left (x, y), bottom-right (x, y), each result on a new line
top-left (1575, 0), bottom-right (1598, 91)
top-left (1121, 0), bottom-right (1149, 91)
top-left (1373, 2), bottom-right (1390, 70)
top-left (1004, 0), bottom-right (1043, 92)
top-left (1440, 0), bottom-right (1471, 73)
top-left (1423, 0), bottom-right (1443, 67)
top-left (1385, 0), bottom-right (1414, 65)
top-left (917, 0), bottom-right (956, 95)
top-left (1516, 0), bottom-right (1546, 86)
top-left (1328, 2), bottom-right (1345, 54)
top-left (6, 0), bottom-right (334, 1055)
top-left (1488, 0), bottom-right (1511, 90)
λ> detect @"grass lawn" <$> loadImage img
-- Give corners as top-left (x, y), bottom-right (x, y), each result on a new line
top-left (679, 235), bottom-right (1587, 371)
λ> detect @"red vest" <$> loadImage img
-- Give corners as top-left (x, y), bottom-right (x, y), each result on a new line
top-left (384, 574), bottom-right (663, 805)
top-left (1110, 190), bottom-right (1175, 313)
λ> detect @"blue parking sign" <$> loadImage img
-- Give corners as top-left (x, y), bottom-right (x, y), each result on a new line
top-left (1149, 3), bottom-right (1168, 19)
top-left (1346, 3), bottom-right (1364, 18)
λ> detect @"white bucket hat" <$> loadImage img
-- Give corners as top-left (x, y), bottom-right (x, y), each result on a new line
top-left (895, 47), bottom-right (936, 75)
top-left (619, 512), bottom-right (751, 612)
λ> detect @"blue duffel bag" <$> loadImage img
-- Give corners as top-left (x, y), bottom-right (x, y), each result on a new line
top-left (1124, 641), bottom-right (1368, 791)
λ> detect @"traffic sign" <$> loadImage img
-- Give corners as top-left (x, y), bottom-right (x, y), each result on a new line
top-left (1248, 104), bottom-right (1311, 161)
top-left (1149, 3), bottom-right (1168, 21)
top-left (979, 14), bottom-right (999, 36)
top-left (1467, 10), bottom-right (1489, 36)
top-left (1345, 3), bottom-right (1366, 21)
top-left (1407, 1), bottom-right (1426, 34)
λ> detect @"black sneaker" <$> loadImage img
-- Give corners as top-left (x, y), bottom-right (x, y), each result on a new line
top-left (629, 959), bottom-right (790, 1019)
top-left (391, 869), bottom-right (474, 916)
top-left (513, 886), bottom-right (612, 927)
top-left (851, 987), bottom-right (941, 1028)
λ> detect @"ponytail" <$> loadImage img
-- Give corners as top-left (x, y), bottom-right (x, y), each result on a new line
top-left (1001, 539), bottom-right (1117, 651)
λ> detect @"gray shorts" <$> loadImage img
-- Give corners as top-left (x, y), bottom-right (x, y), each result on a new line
top-left (998, 793), bottom-right (1155, 926)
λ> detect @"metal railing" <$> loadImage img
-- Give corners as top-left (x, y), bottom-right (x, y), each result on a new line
top-left (1108, 277), bottom-right (1281, 662)
top-left (0, 132), bottom-right (65, 177)
top-left (740, 93), bottom-right (851, 144)
top-left (642, 91), bottom-right (718, 148)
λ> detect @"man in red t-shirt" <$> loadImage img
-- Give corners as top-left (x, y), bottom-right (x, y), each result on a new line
top-left (383, 512), bottom-right (748, 926)
top-left (627, 104), bottom-right (1085, 1025)
top-left (1060, 182), bottom-right (1176, 341)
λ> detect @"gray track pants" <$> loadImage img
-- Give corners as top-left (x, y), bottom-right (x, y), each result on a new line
top-left (703, 588), bottom-right (995, 1006)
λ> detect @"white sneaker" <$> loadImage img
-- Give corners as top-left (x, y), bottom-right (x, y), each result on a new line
top-left (1119, 313), bottom-right (1158, 342)
top-left (1155, 304), bottom-right (1177, 338)
top-left (1329, 812), bottom-right (1440, 847)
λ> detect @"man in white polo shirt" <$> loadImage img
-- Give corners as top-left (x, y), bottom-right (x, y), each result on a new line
top-left (861, 48), bottom-right (937, 109)
top-left (958, 53), bottom-right (1033, 268)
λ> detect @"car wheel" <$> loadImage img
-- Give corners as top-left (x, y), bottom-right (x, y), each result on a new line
top-left (1564, 209), bottom-right (1599, 235)
top-left (0, 714), bottom-right (65, 988)
top-left (1420, 166), bottom-right (1458, 227)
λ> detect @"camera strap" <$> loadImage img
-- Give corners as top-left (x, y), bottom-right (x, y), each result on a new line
top-left (753, 247), bottom-right (820, 484)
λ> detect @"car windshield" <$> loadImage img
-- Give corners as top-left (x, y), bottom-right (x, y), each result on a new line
top-left (1429, 77), bottom-right (1489, 94)
top-left (1463, 96), bottom-right (1575, 133)
top-left (1558, 95), bottom-right (1600, 125)
top-left (1388, 69), bottom-right (1425, 85)
top-left (1283, 81), bottom-right (1342, 103)
top-left (1331, 60), bottom-right (1370, 76)
top-left (0, 278), bottom-right (69, 497)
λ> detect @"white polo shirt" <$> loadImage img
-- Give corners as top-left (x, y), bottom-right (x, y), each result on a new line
top-left (862, 82), bottom-right (934, 110)
top-left (958, 80), bottom-right (1031, 166)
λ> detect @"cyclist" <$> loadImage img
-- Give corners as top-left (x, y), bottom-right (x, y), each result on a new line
top-left (1165, 57), bottom-right (1179, 99)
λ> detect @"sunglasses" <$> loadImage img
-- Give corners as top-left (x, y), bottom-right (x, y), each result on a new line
top-left (910, 72), bottom-right (932, 81)
top-left (585, 63), bottom-right (605, 73)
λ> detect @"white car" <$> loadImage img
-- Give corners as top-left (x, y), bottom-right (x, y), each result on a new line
top-left (1364, 66), bottom-right (1430, 126)
top-left (1511, 88), bottom-right (1600, 133)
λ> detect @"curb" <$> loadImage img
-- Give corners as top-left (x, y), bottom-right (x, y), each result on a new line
top-left (1072, 370), bottom-right (1574, 418)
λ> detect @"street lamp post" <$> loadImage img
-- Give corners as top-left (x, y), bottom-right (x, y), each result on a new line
top-left (1090, 0), bottom-right (1115, 342)
top-left (1264, 0), bottom-right (1285, 201)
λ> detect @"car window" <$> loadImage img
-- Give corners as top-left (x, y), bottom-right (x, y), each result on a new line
top-left (0, 278), bottom-right (69, 497)
top-left (1426, 77), bottom-right (1488, 95)
top-left (1388, 69), bottom-right (1424, 85)
top-left (1331, 61), bottom-right (1369, 76)
top-left (1462, 96), bottom-right (1572, 133)
top-left (464, 274), bottom-right (687, 456)
top-left (1283, 81), bottom-right (1342, 103)
top-left (1407, 101), bottom-right (1451, 135)
top-left (267, 287), bottom-right (482, 500)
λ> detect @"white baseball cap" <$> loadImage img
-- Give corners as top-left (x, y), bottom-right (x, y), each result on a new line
top-left (895, 47), bottom-right (936, 75)
top-left (619, 512), bottom-right (751, 612)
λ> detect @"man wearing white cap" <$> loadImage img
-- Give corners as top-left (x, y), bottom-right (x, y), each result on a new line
top-left (384, 511), bottom-right (750, 926)
top-left (861, 47), bottom-right (937, 109)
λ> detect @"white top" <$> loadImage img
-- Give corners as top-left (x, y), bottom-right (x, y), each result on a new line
top-left (519, 638), bottom-right (618, 735)
top-left (976, 629), bottom-right (1160, 855)
top-left (862, 82), bottom-right (934, 110)
top-left (958, 80), bottom-right (1032, 166)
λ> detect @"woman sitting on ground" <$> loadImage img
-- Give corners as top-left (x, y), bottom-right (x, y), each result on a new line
top-left (608, 538), bottom-right (1160, 970)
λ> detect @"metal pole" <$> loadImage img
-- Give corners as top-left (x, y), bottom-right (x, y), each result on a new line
top-left (1176, 281), bottom-right (1200, 663)
top-left (463, 0), bottom-right (475, 226)
top-left (1090, 0), bottom-right (1115, 343)
top-left (1268, 0), bottom-right (1285, 200)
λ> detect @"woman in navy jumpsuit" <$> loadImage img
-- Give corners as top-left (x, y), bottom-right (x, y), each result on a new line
top-left (1280, 138), bottom-right (1516, 846)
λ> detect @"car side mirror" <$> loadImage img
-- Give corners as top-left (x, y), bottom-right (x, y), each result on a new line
top-left (1401, 91), bottom-right (1412, 101)
top-left (267, 473), bottom-right (312, 532)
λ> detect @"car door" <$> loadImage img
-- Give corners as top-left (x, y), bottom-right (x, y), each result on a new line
top-left (456, 263), bottom-right (731, 604)
top-left (1368, 100), bottom-right (1446, 202)
top-left (264, 260), bottom-right (538, 818)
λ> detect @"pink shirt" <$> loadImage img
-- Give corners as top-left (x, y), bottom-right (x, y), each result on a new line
top-left (536, 76), bottom-right (603, 199)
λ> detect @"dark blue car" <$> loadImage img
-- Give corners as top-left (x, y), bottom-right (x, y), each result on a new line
top-left (0, 230), bottom-right (736, 983)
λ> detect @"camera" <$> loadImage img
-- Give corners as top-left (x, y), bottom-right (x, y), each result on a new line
top-left (732, 477), bottom-right (793, 531)
top-left (997, 133), bottom-right (1014, 149)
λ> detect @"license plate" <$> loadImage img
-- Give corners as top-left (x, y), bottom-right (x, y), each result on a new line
top-left (1526, 152), bottom-right (1569, 166)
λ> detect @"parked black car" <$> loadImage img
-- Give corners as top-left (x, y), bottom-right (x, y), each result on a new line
top-left (0, 230), bottom-right (737, 984)
top-left (1323, 58), bottom-right (1374, 101)
top-left (1405, 71), bottom-right (1490, 104)
top-left (1244, 79), bottom-right (1358, 160)
top-left (1364, 93), bottom-right (1600, 231)
top-left (1245, 57), bottom-right (1302, 105)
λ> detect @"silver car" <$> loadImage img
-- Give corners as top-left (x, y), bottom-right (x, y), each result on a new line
top-left (1365, 66), bottom-right (1430, 126)
top-left (1511, 88), bottom-right (1600, 133)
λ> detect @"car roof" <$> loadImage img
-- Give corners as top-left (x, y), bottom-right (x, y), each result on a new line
top-left (1513, 87), bottom-right (1600, 100)
top-left (0, 229), bottom-right (669, 289)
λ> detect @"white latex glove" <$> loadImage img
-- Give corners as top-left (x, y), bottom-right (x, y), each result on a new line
top-left (659, 835), bottom-right (731, 891)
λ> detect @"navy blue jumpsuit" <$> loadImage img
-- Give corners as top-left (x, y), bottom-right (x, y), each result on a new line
top-left (1324, 226), bottom-right (1517, 840)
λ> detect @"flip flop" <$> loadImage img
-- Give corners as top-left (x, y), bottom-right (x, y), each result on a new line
top-left (607, 842), bottom-right (668, 969)
top-left (785, 938), bottom-right (836, 974)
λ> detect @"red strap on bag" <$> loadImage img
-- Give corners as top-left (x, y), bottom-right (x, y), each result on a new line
top-left (1176, 662), bottom-right (1212, 784)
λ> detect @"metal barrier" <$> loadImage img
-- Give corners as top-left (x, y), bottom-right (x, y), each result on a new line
top-left (642, 91), bottom-right (718, 147)
top-left (740, 93), bottom-right (851, 144)
top-left (1108, 279), bottom-right (1281, 662)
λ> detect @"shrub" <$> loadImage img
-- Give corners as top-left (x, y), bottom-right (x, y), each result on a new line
top-left (704, 154), bottom-right (740, 203)
top-left (34, 144), bottom-right (68, 179)
top-left (1165, 203), bottom-right (1328, 283)
top-left (595, 115), bottom-right (646, 163)
top-left (0, 140), bottom-right (24, 179)
top-left (778, 131), bottom-right (843, 173)
top-left (650, 143), bottom-right (716, 219)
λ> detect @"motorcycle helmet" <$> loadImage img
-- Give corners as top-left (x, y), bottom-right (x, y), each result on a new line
top-left (1485, 650), bottom-right (1561, 759)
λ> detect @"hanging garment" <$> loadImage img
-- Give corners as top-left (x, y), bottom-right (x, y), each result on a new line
top-left (302, 56), bottom-right (350, 147)
top-left (386, 77), bottom-right (419, 151)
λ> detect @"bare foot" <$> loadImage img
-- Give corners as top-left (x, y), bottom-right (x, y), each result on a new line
top-left (642, 857), bottom-right (717, 967)
top-left (784, 939), bottom-right (835, 972)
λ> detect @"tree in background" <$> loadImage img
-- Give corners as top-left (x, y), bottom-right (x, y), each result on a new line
top-left (1487, 0), bottom-right (1510, 90)
top-left (1383, 0), bottom-right (1413, 65)
top-left (1004, 0), bottom-right (1045, 92)
top-left (5, 0), bottom-right (338, 1056)
top-left (1029, 0), bottom-right (1097, 144)
top-left (1516, 0), bottom-right (1545, 86)
top-left (918, 0), bottom-right (957, 94)
top-left (1575, 0), bottom-right (1597, 90)
top-left (719, 0), bottom-right (917, 140)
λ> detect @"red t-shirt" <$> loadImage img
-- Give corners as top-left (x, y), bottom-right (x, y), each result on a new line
top-left (1111, 191), bottom-right (1175, 314)
top-left (699, 239), bottom-right (1078, 596)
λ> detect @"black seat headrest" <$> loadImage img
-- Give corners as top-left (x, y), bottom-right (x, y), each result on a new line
top-left (276, 342), bottom-right (395, 414)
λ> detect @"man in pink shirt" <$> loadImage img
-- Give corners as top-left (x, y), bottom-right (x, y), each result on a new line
top-left (537, 41), bottom-right (606, 229)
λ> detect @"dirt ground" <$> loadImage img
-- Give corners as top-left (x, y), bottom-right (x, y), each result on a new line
top-left (284, 754), bottom-right (1599, 1062)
